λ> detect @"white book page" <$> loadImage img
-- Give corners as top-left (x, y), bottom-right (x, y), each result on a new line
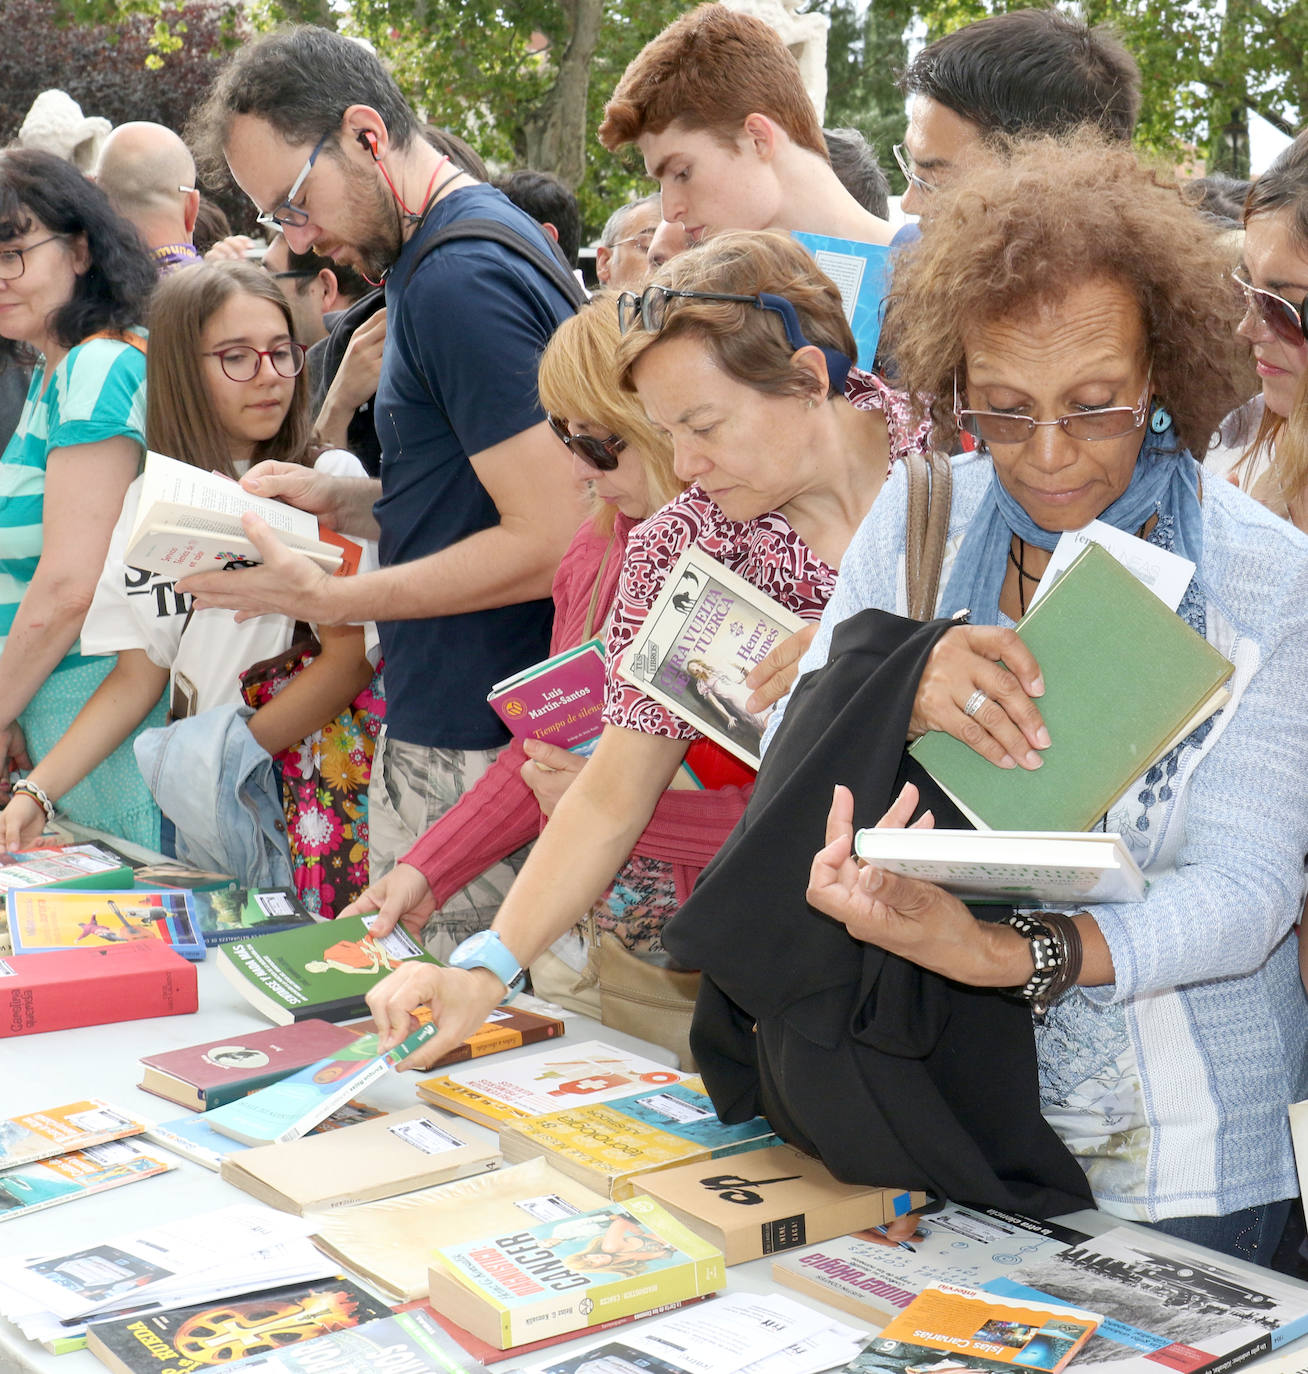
top-left (136, 452), bottom-right (317, 538)
top-left (1029, 519), bottom-right (1194, 611)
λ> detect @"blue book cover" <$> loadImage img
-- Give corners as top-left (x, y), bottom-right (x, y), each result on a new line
top-left (792, 231), bottom-right (892, 368)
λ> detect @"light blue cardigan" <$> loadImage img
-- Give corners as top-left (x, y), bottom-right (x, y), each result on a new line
top-left (768, 452), bottom-right (1308, 1220)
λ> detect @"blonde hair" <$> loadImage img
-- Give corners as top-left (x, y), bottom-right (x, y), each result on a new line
top-left (145, 261), bottom-right (315, 478)
top-left (537, 294), bottom-right (680, 532)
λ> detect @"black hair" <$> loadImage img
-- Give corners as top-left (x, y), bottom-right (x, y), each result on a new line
top-left (900, 9), bottom-right (1140, 143)
top-left (187, 25), bottom-right (419, 181)
top-left (0, 149), bottom-right (155, 369)
top-left (492, 169), bottom-right (582, 268)
top-left (823, 128), bottom-right (890, 220)
top-left (277, 241), bottom-right (369, 303)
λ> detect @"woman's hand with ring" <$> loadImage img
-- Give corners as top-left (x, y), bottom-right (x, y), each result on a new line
top-left (909, 625), bottom-right (1049, 769)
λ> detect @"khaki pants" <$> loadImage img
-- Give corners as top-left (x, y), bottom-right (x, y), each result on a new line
top-left (367, 727), bottom-right (533, 961)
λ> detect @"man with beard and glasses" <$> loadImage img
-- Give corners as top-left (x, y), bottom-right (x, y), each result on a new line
top-left (184, 27), bottom-right (583, 939)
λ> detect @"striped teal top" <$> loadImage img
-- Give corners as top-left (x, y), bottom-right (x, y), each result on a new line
top-left (0, 331), bottom-right (147, 674)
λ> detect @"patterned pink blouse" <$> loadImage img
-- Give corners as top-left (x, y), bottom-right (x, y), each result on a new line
top-left (602, 369), bottom-right (931, 740)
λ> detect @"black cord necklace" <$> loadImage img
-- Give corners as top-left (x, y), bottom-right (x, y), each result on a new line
top-left (1007, 538), bottom-right (1041, 616)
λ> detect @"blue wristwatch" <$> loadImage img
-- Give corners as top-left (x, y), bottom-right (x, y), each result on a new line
top-left (448, 930), bottom-right (526, 1003)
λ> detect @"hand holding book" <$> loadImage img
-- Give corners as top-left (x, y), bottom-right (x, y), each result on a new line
top-left (338, 865), bottom-right (436, 940)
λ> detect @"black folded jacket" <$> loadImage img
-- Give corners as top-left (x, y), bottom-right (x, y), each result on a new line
top-left (663, 608), bottom-right (1094, 1217)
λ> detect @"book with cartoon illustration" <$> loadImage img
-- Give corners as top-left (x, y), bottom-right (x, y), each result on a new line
top-left (416, 1039), bottom-right (687, 1129)
top-left (216, 914), bottom-right (439, 1023)
top-left (8, 887), bottom-right (205, 961)
top-left (425, 1195), bottom-right (726, 1349)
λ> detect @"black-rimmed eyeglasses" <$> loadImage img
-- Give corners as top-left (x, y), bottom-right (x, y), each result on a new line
top-left (0, 235), bottom-right (67, 281)
top-left (1232, 271), bottom-right (1308, 347)
top-left (617, 286), bottom-right (853, 394)
top-left (202, 342), bottom-right (307, 383)
top-left (954, 370), bottom-right (1153, 445)
top-left (546, 413), bottom-right (627, 471)
top-left (256, 132), bottom-right (331, 232)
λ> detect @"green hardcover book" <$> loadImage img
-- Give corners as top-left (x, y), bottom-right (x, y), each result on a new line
top-left (216, 915), bottom-right (440, 1024)
top-left (909, 543), bottom-right (1233, 833)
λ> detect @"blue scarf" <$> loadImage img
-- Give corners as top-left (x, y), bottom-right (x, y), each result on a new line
top-left (938, 411), bottom-right (1202, 626)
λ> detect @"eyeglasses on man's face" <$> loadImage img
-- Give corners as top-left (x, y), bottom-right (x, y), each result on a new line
top-left (202, 342), bottom-right (307, 383)
top-left (256, 132), bottom-right (332, 232)
top-left (0, 235), bottom-right (67, 281)
top-left (1232, 271), bottom-right (1308, 347)
top-left (892, 143), bottom-right (938, 197)
top-left (954, 371), bottom-right (1154, 446)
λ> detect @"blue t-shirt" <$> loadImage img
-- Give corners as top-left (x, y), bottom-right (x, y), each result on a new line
top-left (375, 186), bottom-right (575, 749)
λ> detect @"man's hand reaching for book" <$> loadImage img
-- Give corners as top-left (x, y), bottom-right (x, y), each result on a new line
top-left (180, 512), bottom-right (337, 625)
top-left (367, 963), bottom-right (507, 1069)
top-left (910, 625), bottom-right (1049, 771)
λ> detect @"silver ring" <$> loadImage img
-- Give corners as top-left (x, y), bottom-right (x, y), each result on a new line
top-left (963, 689), bottom-right (988, 719)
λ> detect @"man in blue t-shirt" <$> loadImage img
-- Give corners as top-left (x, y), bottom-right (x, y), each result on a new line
top-left (183, 28), bottom-right (582, 947)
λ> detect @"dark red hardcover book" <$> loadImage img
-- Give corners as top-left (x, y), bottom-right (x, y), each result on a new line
top-left (139, 1020), bottom-right (364, 1111)
top-left (0, 942), bottom-right (198, 1037)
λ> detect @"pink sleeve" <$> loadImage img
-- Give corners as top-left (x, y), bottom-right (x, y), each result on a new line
top-left (634, 783), bottom-right (753, 870)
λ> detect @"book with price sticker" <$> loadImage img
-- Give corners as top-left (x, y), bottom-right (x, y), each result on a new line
top-left (487, 637), bottom-right (606, 754)
top-left (416, 1038), bottom-right (686, 1129)
top-left (636, 1142), bottom-right (926, 1265)
top-left (124, 450), bottom-right (361, 579)
top-left (144, 1102), bottom-right (385, 1171)
top-left (221, 1105), bottom-right (501, 1214)
top-left (497, 1076), bottom-right (778, 1199)
top-left (0, 842), bottom-right (134, 900)
top-left (425, 1195), bottom-right (726, 1350)
top-left (0, 1100), bottom-right (146, 1170)
top-left (852, 828), bottom-right (1148, 904)
top-left (909, 543), bottom-right (1234, 832)
top-left (187, 885), bottom-right (321, 947)
top-left (616, 547), bottom-right (804, 769)
top-left (216, 913), bottom-right (440, 1023)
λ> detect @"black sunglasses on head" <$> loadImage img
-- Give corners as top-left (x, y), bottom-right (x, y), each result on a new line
top-left (546, 413), bottom-right (627, 471)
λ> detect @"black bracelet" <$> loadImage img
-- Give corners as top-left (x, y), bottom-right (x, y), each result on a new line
top-left (1006, 911), bottom-right (1063, 1019)
top-left (1035, 911), bottom-right (1084, 1009)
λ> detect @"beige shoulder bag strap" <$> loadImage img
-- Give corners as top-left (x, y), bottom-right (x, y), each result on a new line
top-left (904, 451), bottom-right (953, 621)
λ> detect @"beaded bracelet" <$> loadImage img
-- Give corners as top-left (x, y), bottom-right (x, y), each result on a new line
top-left (12, 779), bottom-right (54, 823)
top-left (1006, 911), bottom-right (1063, 1018)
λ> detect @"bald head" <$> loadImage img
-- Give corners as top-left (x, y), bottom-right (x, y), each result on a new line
top-left (94, 122), bottom-right (198, 245)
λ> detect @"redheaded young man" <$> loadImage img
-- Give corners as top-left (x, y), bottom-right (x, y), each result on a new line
top-left (598, 4), bottom-right (892, 247)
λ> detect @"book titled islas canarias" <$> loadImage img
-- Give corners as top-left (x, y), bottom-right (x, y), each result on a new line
top-left (909, 542), bottom-right (1233, 832)
top-left (425, 1196), bottom-right (726, 1349)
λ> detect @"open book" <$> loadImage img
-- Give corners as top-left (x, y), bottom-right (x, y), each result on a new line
top-left (124, 451), bottom-right (360, 578)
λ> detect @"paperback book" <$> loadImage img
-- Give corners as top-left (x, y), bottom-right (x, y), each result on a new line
top-left (0, 842), bottom-right (134, 899)
top-left (84, 1274), bottom-right (392, 1374)
top-left (9, 886), bottom-right (206, 961)
top-left (0, 1099), bottom-right (146, 1169)
top-left (851, 828), bottom-right (1148, 904)
top-left (187, 885), bottom-right (321, 946)
top-left (616, 547), bottom-right (805, 769)
top-left (487, 637), bottom-right (606, 754)
top-left (771, 1205), bottom-right (1090, 1325)
top-left (0, 1139), bottom-right (173, 1222)
top-left (636, 1143), bottom-right (926, 1266)
top-left (144, 1102), bottom-right (385, 1172)
top-left (217, 913), bottom-right (439, 1023)
top-left (139, 1019), bottom-right (364, 1112)
top-left (221, 1105), bottom-right (501, 1214)
top-left (909, 543), bottom-right (1234, 832)
top-left (204, 1019), bottom-right (436, 1146)
top-left (310, 1157), bottom-right (612, 1303)
top-left (870, 1281), bottom-right (1100, 1374)
top-left (498, 1075), bottom-right (779, 1199)
top-left (125, 450), bottom-right (361, 579)
top-left (0, 941), bottom-right (198, 1037)
top-left (417, 1039), bottom-right (686, 1129)
top-left (426, 1195), bottom-right (727, 1349)
top-left (793, 231), bottom-right (891, 367)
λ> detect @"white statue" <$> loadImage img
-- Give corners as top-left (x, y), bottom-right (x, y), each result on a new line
top-left (722, 0), bottom-right (829, 123)
top-left (18, 91), bottom-right (113, 172)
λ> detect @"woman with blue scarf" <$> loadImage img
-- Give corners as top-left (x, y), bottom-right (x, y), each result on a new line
top-left (783, 135), bottom-right (1308, 1265)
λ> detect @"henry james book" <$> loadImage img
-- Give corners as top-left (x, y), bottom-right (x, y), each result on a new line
top-left (425, 1196), bottom-right (726, 1349)
top-left (616, 547), bottom-right (804, 769)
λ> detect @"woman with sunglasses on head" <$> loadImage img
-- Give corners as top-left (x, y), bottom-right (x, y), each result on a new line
top-left (699, 135), bottom-right (1305, 1261)
top-left (0, 150), bottom-right (162, 845)
top-left (0, 263), bottom-right (375, 908)
top-left (362, 231), bottom-right (931, 1067)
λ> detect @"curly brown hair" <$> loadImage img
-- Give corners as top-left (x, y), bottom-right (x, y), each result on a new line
top-left (615, 230), bottom-right (856, 402)
top-left (882, 132), bottom-right (1246, 459)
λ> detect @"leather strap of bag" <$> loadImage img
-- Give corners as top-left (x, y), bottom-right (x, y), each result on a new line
top-left (904, 451), bottom-right (953, 621)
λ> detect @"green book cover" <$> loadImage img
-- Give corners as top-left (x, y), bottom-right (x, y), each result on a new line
top-left (909, 543), bottom-right (1233, 833)
top-left (216, 914), bottom-right (439, 1024)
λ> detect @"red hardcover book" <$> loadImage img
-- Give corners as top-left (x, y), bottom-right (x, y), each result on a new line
top-left (0, 942), bottom-right (198, 1037)
top-left (139, 1019), bottom-right (365, 1112)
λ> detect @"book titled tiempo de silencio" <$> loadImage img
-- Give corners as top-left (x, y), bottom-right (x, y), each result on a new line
top-left (488, 637), bottom-right (606, 755)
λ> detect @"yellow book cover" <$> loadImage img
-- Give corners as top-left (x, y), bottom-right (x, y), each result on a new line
top-left (0, 1100), bottom-right (146, 1170)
